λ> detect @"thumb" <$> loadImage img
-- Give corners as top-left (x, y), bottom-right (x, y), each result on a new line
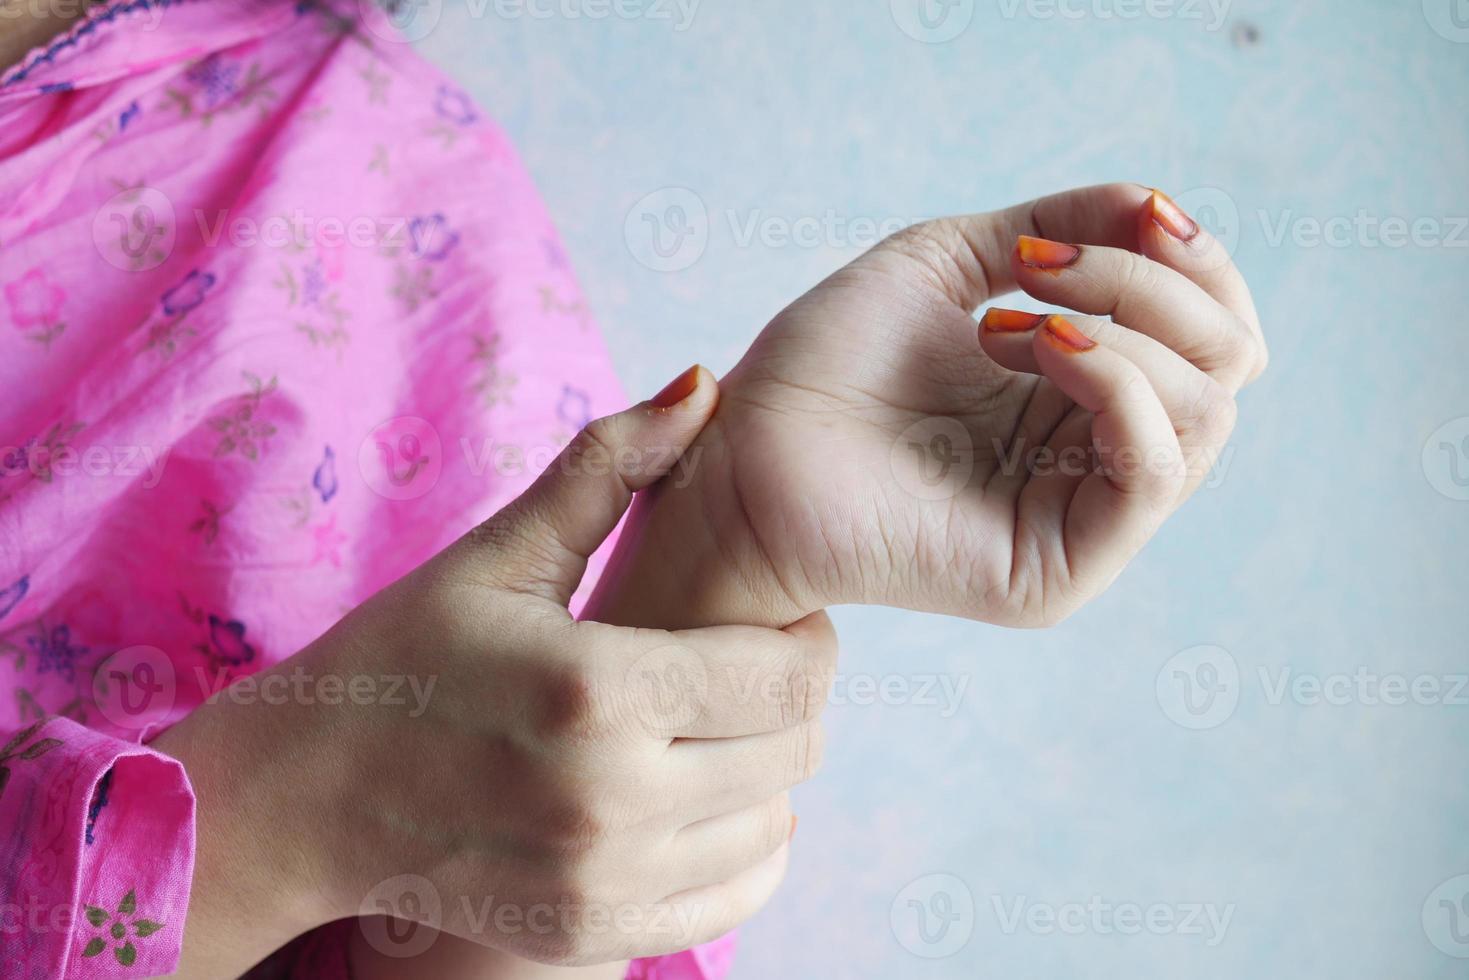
top-left (468, 365), bottom-right (717, 606)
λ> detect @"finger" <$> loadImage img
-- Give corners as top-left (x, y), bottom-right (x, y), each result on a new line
top-left (1008, 235), bottom-right (1262, 393)
top-left (631, 841), bottom-right (791, 960)
top-left (663, 721), bottom-right (824, 822)
top-left (980, 309), bottom-right (1237, 496)
top-left (456, 365), bottom-right (717, 605)
top-left (671, 610), bottom-right (838, 739)
top-left (1025, 316), bottom-right (1186, 598)
top-left (857, 181), bottom-right (1153, 313)
top-left (666, 793), bottom-right (793, 893)
top-left (1137, 188), bottom-right (1267, 379)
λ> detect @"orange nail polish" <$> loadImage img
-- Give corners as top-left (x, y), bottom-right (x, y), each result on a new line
top-left (1149, 189), bottom-right (1199, 242)
top-left (1041, 315), bottom-right (1097, 353)
top-left (1017, 235), bottom-right (1081, 273)
top-left (650, 365), bottom-right (701, 409)
top-left (981, 308), bottom-right (1048, 334)
top-left (789, 815), bottom-right (798, 840)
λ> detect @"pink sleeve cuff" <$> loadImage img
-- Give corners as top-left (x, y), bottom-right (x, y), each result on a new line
top-left (1, 716), bottom-right (195, 978)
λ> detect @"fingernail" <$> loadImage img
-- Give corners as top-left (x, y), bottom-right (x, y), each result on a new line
top-left (1041, 315), bottom-right (1097, 353)
top-left (1149, 189), bottom-right (1199, 242)
top-left (789, 815), bottom-right (798, 840)
top-left (1017, 235), bottom-right (1081, 273)
top-left (650, 365), bottom-right (701, 409)
top-left (981, 308), bottom-right (1048, 335)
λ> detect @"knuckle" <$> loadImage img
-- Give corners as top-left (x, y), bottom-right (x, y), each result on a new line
top-left (789, 722), bottom-right (826, 783)
top-left (878, 219), bottom-right (982, 304)
top-left (540, 799), bottom-right (611, 860)
top-left (575, 416), bottom-right (622, 468)
top-left (775, 655), bottom-right (829, 728)
top-left (762, 796), bottom-right (793, 853)
top-left (535, 659), bottom-right (608, 741)
top-left (1204, 308), bottom-right (1251, 369)
top-left (1177, 377), bottom-right (1236, 441)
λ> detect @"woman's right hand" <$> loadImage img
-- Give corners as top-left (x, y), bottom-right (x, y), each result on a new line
top-left (154, 367), bottom-right (837, 976)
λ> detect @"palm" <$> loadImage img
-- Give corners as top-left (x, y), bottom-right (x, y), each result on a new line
top-left (708, 249), bottom-right (1090, 625)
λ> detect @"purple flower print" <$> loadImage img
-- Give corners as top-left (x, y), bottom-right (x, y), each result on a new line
top-left (557, 386), bottom-right (592, 431)
top-left (434, 85), bottom-right (477, 126)
top-left (205, 614), bottom-right (255, 668)
top-left (185, 55), bottom-right (242, 110)
top-left (5, 268), bottom-right (65, 330)
top-left (408, 214), bottom-right (460, 262)
top-left (28, 624), bottom-right (87, 683)
top-left (119, 101), bottom-right (141, 131)
top-left (0, 576), bottom-right (29, 621)
top-left (313, 446), bottom-right (338, 503)
top-left (301, 260), bottom-right (328, 308)
top-left (161, 270), bottom-right (216, 316)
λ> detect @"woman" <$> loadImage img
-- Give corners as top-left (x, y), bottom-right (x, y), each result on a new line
top-left (0, 0), bottom-right (1265, 976)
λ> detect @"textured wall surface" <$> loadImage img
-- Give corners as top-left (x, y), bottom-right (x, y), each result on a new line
top-left (417, 1), bottom-right (1469, 975)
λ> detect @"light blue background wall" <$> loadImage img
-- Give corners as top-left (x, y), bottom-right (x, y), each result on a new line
top-left (418, 2), bottom-right (1469, 975)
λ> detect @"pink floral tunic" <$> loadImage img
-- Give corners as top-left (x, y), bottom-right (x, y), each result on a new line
top-left (0, 1), bottom-right (734, 976)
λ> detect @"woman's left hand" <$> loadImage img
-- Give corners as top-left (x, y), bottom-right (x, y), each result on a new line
top-left (591, 182), bottom-right (1267, 630)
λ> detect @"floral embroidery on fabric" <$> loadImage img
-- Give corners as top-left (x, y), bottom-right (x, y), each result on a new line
top-left (274, 258), bottom-right (351, 356)
top-left (310, 513), bottom-right (347, 568)
top-left (162, 55), bottom-right (277, 123)
top-left (539, 284), bottom-right (591, 330)
top-left (140, 268), bottom-right (215, 357)
top-left (434, 85), bottom-right (477, 126)
top-left (188, 500), bottom-right (231, 546)
top-left (0, 420), bottom-right (87, 497)
top-left (408, 214), bottom-right (459, 262)
top-left (390, 263), bottom-right (437, 313)
top-left (0, 719), bottom-right (64, 803)
top-left (4, 267), bottom-right (67, 349)
top-left (208, 371), bottom-right (278, 461)
top-left (471, 332), bottom-right (517, 409)
top-left (0, 576), bottom-right (29, 621)
top-left (313, 446), bottom-right (338, 503)
top-left (82, 889), bottom-right (164, 966)
top-left (85, 769), bottom-right (114, 845)
top-left (27, 624), bottom-right (87, 683)
top-left (177, 594), bottom-right (257, 673)
top-left (557, 386), bottom-right (592, 431)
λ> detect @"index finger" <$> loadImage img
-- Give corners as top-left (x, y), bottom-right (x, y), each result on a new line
top-left (614, 611), bottom-right (838, 740)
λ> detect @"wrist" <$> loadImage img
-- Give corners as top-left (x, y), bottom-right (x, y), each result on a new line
top-left (152, 664), bottom-right (346, 975)
top-left (583, 418), bottom-right (816, 631)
